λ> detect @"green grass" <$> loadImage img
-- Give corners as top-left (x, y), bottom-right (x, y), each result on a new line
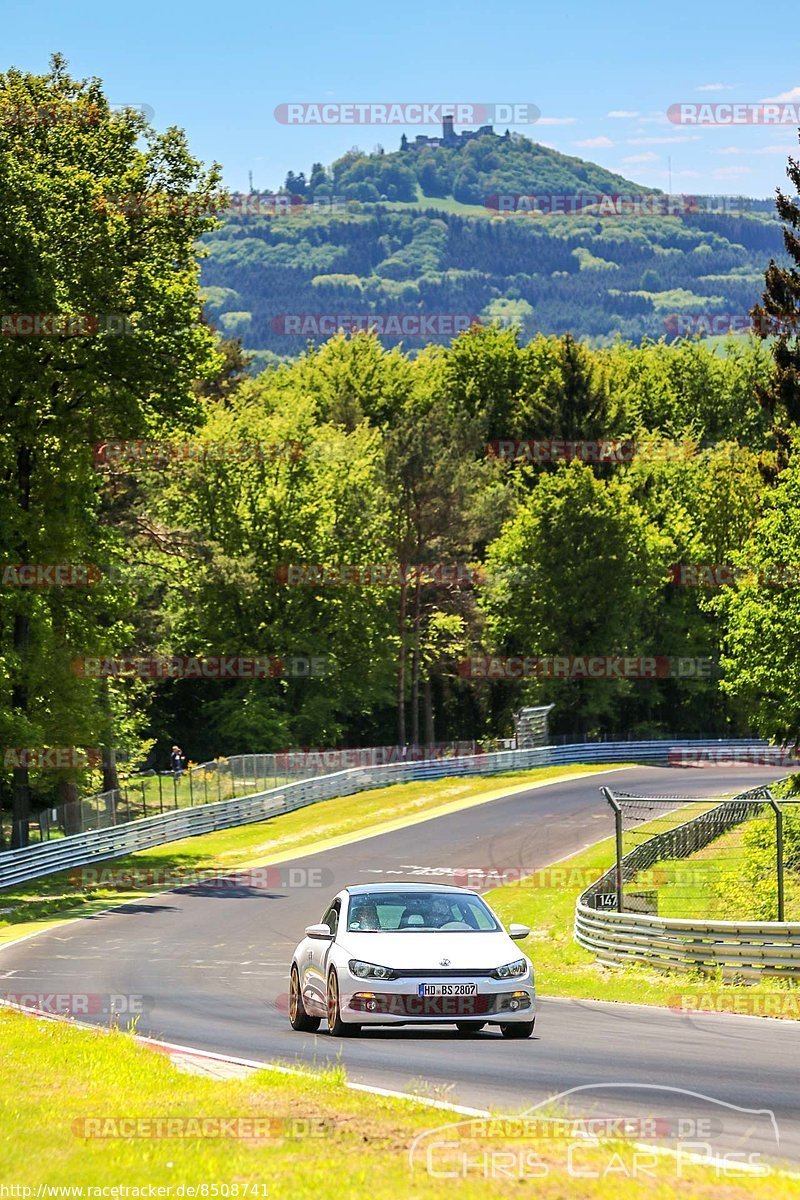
top-left (631, 817), bottom-right (800, 923)
top-left (0, 764), bottom-right (616, 934)
top-left (1, 1007), bottom-right (798, 1194)
top-left (486, 827), bottom-right (800, 1017)
top-left (383, 194), bottom-right (492, 217)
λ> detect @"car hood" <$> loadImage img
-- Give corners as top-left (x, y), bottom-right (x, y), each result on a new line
top-left (336, 930), bottom-right (526, 970)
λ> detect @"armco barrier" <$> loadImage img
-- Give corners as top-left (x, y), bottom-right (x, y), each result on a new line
top-left (0, 738), bottom-right (788, 891)
top-left (574, 780), bottom-right (800, 978)
top-left (574, 905), bottom-right (800, 978)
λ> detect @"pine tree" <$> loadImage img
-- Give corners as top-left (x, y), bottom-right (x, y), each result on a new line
top-left (751, 139), bottom-right (800, 461)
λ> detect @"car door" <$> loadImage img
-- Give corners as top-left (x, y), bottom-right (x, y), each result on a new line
top-left (303, 898), bottom-right (340, 1015)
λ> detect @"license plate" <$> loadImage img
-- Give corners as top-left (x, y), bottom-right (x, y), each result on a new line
top-left (418, 982), bottom-right (478, 997)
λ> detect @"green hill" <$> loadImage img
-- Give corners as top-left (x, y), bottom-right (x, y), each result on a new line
top-left (284, 127), bottom-right (656, 206)
top-left (200, 127), bottom-right (785, 365)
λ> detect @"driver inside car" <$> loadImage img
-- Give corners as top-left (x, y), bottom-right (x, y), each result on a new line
top-left (428, 898), bottom-right (454, 927)
top-left (349, 900), bottom-right (380, 930)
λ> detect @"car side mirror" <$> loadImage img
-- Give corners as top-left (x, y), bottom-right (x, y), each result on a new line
top-left (305, 923), bottom-right (334, 940)
top-left (509, 923), bottom-right (530, 940)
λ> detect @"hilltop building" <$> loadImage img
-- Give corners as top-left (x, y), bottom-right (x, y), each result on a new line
top-left (400, 115), bottom-right (509, 152)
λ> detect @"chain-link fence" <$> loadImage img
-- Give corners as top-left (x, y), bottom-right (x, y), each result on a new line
top-left (583, 783), bottom-right (800, 922)
top-left (0, 742), bottom-right (479, 847)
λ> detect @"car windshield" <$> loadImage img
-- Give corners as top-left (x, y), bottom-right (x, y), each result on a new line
top-left (346, 891), bottom-right (500, 932)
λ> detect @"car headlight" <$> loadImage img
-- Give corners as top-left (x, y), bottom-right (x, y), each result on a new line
top-left (348, 959), bottom-right (398, 980)
top-left (491, 958), bottom-right (529, 980)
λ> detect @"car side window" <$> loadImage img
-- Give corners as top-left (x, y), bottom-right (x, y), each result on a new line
top-left (322, 900), bottom-right (340, 936)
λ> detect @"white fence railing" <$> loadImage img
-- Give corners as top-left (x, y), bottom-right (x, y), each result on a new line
top-left (0, 738), bottom-right (790, 891)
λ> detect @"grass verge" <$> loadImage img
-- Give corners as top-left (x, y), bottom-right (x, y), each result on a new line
top-left (0, 764), bottom-right (619, 939)
top-left (1, 1006), bottom-right (798, 1195)
top-left (486, 835), bottom-right (800, 1017)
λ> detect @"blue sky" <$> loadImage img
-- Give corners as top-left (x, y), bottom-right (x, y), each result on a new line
top-left (3, 0), bottom-right (798, 196)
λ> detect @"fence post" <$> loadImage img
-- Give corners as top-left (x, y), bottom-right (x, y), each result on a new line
top-left (602, 787), bottom-right (625, 913)
top-left (769, 795), bottom-right (785, 922)
top-left (188, 768), bottom-right (194, 807)
top-left (157, 772), bottom-right (163, 813)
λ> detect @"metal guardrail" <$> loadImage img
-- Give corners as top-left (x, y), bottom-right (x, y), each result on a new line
top-left (0, 737), bottom-right (789, 891)
top-left (574, 781), bottom-right (800, 978)
top-left (574, 907), bottom-right (800, 977)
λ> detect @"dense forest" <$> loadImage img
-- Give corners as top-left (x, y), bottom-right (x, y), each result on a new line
top-left (201, 133), bottom-right (786, 361)
top-left (2, 319), bottom-right (790, 775)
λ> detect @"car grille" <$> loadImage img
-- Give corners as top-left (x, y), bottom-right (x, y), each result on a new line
top-left (350, 993), bottom-right (495, 1017)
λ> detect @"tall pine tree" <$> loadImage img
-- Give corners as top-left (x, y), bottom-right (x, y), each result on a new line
top-left (751, 137), bottom-right (800, 464)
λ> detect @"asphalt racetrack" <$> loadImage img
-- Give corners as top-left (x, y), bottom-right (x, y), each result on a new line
top-left (2, 764), bottom-right (797, 1168)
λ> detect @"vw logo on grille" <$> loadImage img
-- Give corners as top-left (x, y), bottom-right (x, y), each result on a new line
top-left (440, 958), bottom-right (451, 966)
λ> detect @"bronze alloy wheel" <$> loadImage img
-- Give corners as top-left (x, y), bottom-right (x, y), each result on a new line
top-left (289, 965), bottom-right (320, 1032)
top-left (326, 970), bottom-right (359, 1036)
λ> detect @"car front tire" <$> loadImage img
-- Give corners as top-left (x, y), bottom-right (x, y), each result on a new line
top-left (289, 965), bottom-right (321, 1032)
top-left (327, 970), bottom-right (360, 1036)
top-left (500, 1019), bottom-right (535, 1039)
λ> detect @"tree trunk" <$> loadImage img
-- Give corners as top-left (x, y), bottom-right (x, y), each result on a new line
top-left (423, 675), bottom-right (435, 747)
top-left (100, 682), bottom-right (119, 820)
top-left (10, 445), bottom-right (33, 848)
top-left (11, 763), bottom-right (30, 849)
top-left (410, 577), bottom-right (421, 747)
top-left (101, 685), bottom-right (119, 792)
top-left (10, 615), bottom-right (30, 849)
top-left (59, 779), bottom-right (82, 836)
top-left (397, 576), bottom-right (407, 746)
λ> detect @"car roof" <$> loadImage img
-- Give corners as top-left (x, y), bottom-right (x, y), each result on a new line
top-left (344, 883), bottom-right (476, 896)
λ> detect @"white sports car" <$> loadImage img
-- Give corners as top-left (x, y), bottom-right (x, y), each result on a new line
top-left (288, 883), bottom-right (536, 1038)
